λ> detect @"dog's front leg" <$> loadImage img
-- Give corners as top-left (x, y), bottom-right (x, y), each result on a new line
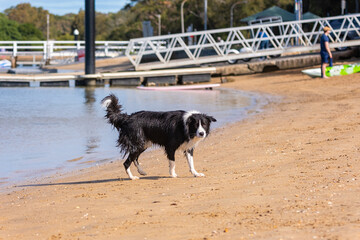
top-left (166, 149), bottom-right (177, 178)
top-left (124, 153), bottom-right (140, 180)
top-left (168, 160), bottom-right (177, 178)
top-left (185, 149), bottom-right (205, 177)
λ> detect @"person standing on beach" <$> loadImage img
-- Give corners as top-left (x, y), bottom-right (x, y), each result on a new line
top-left (320, 26), bottom-right (333, 78)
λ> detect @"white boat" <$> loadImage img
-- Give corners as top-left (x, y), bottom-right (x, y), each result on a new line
top-left (0, 59), bottom-right (11, 68)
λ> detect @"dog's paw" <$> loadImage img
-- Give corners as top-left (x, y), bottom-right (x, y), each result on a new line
top-left (194, 172), bottom-right (205, 177)
top-left (138, 170), bottom-right (147, 176)
top-left (170, 173), bottom-right (178, 178)
top-left (130, 176), bottom-right (140, 180)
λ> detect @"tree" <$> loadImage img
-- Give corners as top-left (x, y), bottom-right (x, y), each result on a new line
top-left (0, 13), bottom-right (22, 40)
top-left (18, 23), bottom-right (44, 40)
top-left (108, 25), bottom-right (142, 40)
top-left (5, 3), bottom-right (48, 38)
top-left (2, 0), bottom-right (357, 42)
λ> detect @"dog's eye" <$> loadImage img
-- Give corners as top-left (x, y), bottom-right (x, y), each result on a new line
top-left (202, 118), bottom-right (209, 125)
top-left (190, 119), bottom-right (197, 125)
top-left (187, 118), bottom-right (197, 129)
top-left (187, 117), bottom-right (195, 125)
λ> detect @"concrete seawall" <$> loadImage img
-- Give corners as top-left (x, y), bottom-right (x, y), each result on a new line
top-left (216, 48), bottom-right (359, 76)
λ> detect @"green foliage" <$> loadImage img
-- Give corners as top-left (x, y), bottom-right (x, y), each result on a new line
top-left (0, 13), bottom-right (22, 40)
top-left (108, 25), bottom-right (143, 40)
top-left (5, 3), bottom-right (48, 37)
top-left (18, 23), bottom-right (44, 40)
top-left (56, 33), bottom-right (75, 41)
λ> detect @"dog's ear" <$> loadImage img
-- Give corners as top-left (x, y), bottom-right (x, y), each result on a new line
top-left (207, 115), bottom-right (217, 122)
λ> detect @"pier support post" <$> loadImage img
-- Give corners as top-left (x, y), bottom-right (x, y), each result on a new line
top-left (85, 0), bottom-right (96, 86)
top-left (11, 56), bottom-right (17, 68)
top-left (85, 78), bottom-right (97, 86)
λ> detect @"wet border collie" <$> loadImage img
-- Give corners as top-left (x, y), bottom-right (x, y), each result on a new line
top-left (101, 94), bottom-right (216, 180)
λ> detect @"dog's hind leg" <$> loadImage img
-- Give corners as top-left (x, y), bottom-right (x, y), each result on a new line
top-left (185, 149), bottom-right (205, 177)
top-left (134, 157), bottom-right (147, 176)
top-left (123, 152), bottom-right (141, 180)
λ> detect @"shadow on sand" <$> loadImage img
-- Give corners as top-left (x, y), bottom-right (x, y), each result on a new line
top-left (16, 176), bottom-right (171, 188)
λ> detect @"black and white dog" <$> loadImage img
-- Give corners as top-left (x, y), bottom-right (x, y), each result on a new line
top-left (101, 94), bottom-right (216, 180)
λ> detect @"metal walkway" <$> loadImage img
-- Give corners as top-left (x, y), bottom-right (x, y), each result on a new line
top-left (125, 14), bottom-right (360, 70)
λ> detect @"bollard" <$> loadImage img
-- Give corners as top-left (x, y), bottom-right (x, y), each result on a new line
top-left (11, 56), bottom-right (17, 68)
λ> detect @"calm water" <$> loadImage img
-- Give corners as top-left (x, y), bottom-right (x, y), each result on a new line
top-left (0, 87), bottom-right (263, 186)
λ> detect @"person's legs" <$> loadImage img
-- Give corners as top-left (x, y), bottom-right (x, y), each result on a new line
top-left (321, 62), bottom-right (328, 78)
top-left (320, 53), bottom-right (329, 78)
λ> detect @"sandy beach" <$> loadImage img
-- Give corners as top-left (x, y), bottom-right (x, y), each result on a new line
top-left (1, 65), bottom-right (360, 240)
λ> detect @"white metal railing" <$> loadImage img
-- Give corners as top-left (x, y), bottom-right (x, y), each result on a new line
top-left (125, 14), bottom-right (360, 70)
top-left (0, 40), bottom-right (129, 61)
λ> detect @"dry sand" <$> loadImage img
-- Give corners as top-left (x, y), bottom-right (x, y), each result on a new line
top-left (1, 66), bottom-right (360, 240)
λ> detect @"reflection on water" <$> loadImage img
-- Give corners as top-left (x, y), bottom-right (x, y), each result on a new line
top-left (0, 86), bottom-right (262, 186)
top-left (84, 87), bottom-right (99, 154)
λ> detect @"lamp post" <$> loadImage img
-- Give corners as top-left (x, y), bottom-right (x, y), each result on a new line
top-left (204, 0), bottom-right (208, 30)
top-left (73, 29), bottom-right (79, 41)
top-left (181, 0), bottom-right (188, 33)
top-left (230, 1), bottom-right (247, 28)
top-left (73, 29), bottom-right (80, 62)
top-left (46, 14), bottom-right (50, 41)
top-left (295, 0), bottom-right (302, 21)
top-left (46, 14), bottom-right (50, 64)
top-left (341, 0), bottom-right (346, 15)
top-left (156, 14), bottom-right (161, 36)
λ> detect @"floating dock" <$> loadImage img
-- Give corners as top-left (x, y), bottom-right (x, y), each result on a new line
top-left (0, 67), bottom-right (216, 87)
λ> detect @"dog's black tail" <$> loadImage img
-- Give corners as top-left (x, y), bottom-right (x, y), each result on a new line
top-left (101, 94), bottom-right (127, 130)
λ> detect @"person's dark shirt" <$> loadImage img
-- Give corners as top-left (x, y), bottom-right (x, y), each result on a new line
top-left (320, 34), bottom-right (329, 55)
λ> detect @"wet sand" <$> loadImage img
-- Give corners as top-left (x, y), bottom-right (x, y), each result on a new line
top-left (1, 66), bottom-right (360, 239)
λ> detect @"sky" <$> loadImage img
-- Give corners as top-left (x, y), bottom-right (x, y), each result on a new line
top-left (0, 0), bottom-right (131, 15)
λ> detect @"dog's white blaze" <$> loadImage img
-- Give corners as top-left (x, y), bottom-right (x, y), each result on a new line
top-left (182, 110), bottom-right (200, 125)
top-left (185, 151), bottom-right (205, 177)
top-left (196, 120), bottom-right (206, 138)
top-left (102, 99), bottom-right (112, 108)
top-left (169, 160), bottom-right (177, 177)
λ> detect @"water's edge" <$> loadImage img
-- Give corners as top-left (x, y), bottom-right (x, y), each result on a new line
top-left (0, 87), bottom-right (276, 193)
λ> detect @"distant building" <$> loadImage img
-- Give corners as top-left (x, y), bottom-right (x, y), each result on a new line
top-left (240, 6), bottom-right (320, 25)
top-left (302, 12), bottom-right (321, 20)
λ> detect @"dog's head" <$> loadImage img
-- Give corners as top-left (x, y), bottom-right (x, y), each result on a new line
top-left (184, 111), bottom-right (217, 139)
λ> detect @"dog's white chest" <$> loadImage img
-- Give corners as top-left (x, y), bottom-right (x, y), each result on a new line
top-left (180, 137), bottom-right (204, 151)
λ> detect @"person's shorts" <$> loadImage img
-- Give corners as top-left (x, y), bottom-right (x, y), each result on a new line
top-left (321, 53), bottom-right (330, 63)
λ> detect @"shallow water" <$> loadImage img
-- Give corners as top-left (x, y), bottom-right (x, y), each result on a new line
top-left (0, 86), bottom-right (262, 186)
